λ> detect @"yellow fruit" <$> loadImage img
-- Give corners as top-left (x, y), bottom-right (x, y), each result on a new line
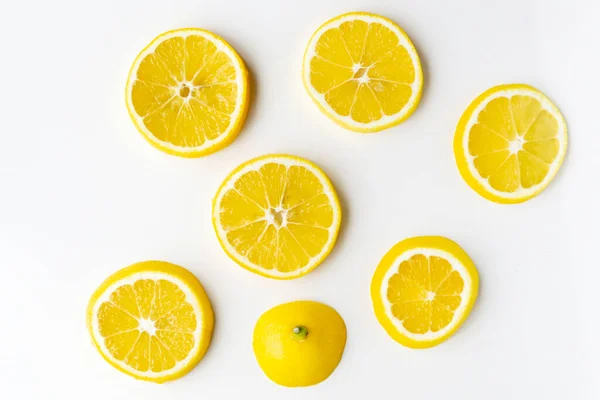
top-left (125, 28), bottom-right (249, 158)
top-left (454, 84), bottom-right (567, 203)
top-left (253, 301), bottom-right (347, 387)
top-left (371, 236), bottom-right (479, 349)
top-left (212, 154), bottom-right (342, 279)
top-left (302, 11), bottom-right (423, 133)
top-left (86, 261), bottom-right (214, 383)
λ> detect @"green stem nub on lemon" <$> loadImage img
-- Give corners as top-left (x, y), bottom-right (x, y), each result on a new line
top-left (253, 301), bottom-right (346, 387)
top-left (291, 325), bottom-right (309, 341)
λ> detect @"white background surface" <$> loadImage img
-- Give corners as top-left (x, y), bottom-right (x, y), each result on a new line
top-left (0, 0), bottom-right (598, 398)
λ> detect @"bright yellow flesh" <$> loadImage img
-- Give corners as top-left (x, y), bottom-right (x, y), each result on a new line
top-left (308, 16), bottom-right (416, 125)
top-left (387, 254), bottom-right (464, 334)
top-left (468, 95), bottom-right (560, 192)
top-left (129, 32), bottom-right (240, 150)
top-left (215, 156), bottom-right (339, 278)
top-left (96, 279), bottom-right (196, 373)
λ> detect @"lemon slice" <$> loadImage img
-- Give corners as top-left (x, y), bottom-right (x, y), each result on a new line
top-left (87, 261), bottom-right (214, 382)
top-left (126, 28), bottom-right (249, 157)
top-left (454, 84), bottom-right (567, 203)
top-left (212, 154), bottom-right (342, 279)
top-left (371, 236), bottom-right (479, 349)
top-left (302, 11), bottom-right (423, 133)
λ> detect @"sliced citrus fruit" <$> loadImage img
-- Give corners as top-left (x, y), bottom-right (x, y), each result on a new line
top-left (87, 261), bottom-right (214, 382)
top-left (302, 11), bottom-right (423, 133)
top-left (126, 28), bottom-right (249, 157)
top-left (454, 84), bottom-right (567, 203)
top-left (371, 236), bottom-right (479, 349)
top-left (212, 154), bottom-right (342, 279)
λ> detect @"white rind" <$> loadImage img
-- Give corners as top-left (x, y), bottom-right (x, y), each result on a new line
top-left (379, 248), bottom-right (473, 341)
top-left (462, 87), bottom-right (567, 199)
top-left (126, 29), bottom-right (246, 153)
top-left (89, 271), bottom-right (204, 379)
top-left (213, 156), bottom-right (341, 279)
top-left (303, 14), bottom-right (422, 130)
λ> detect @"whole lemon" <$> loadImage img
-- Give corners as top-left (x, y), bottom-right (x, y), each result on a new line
top-left (252, 301), bottom-right (347, 387)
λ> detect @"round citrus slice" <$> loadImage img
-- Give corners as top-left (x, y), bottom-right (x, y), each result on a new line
top-left (371, 236), bottom-right (479, 349)
top-left (87, 261), bottom-right (214, 382)
top-left (212, 154), bottom-right (341, 279)
top-left (302, 11), bottom-right (423, 133)
top-left (454, 84), bottom-right (567, 203)
top-left (126, 28), bottom-right (249, 157)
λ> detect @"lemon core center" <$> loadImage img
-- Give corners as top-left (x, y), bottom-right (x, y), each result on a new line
top-left (352, 64), bottom-right (370, 84)
top-left (179, 84), bottom-right (191, 98)
top-left (509, 136), bottom-right (525, 154)
top-left (267, 208), bottom-right (286, 228)
top-left (138, 318), bottom-right (156, 336)
top-left (354, 67), bottom-right (367, 79)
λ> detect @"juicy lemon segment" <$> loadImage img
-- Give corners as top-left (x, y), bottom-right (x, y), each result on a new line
top-left (371, 236), bottom-right (479, 349)
top-left (212, 155), bottom-right (342, 279)
top-left (87, 261), bottom-right (214, 382)
top-left (126, 28), bottom-right (249, 157)
top-left (303, 12), bottom-right (423, 132)
top-left (454, 84), bottom-right (567, 203)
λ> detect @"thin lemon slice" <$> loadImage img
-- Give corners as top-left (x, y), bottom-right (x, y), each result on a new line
top-left (371, 236), bottom-right (479, 349)
top-left (87, 261), bottom-right (214, 382)
top-left (212, 154), bottom-right (342, 279)
top-left (454, 84), bottom-right (567, 203)
top-left (126, 28), bottom-right (249, 157)
top-left (302, 11), bottom-right (423, 133)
